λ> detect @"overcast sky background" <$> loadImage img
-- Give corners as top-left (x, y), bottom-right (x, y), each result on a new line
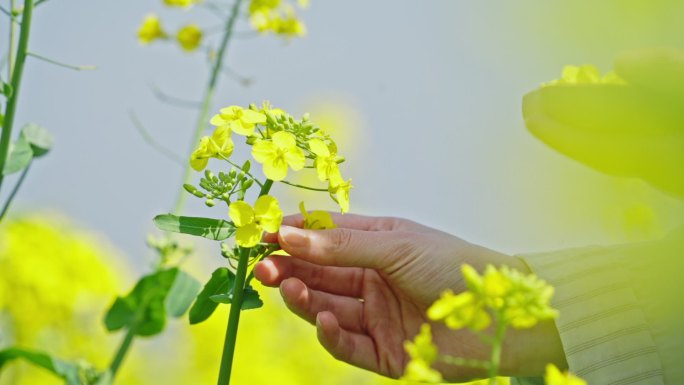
top-left (6, 0), bottom-right (684, 270)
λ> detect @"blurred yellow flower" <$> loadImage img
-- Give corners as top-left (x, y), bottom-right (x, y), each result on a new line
top-left (248, 1), bottom-right (307, 38)
top-left (402, 324), bottom-right (442, 383)
top-left (164, 0), bottom-right (198, 8)
top-left (524, 48), bottom-right (684, 199)
top-left (138, 14), bottom-right (166, 44)
top-left (252, 131), bottom-right (305, 181)
top-left (427, 290), bottom-right (490, 331)
top-left (0, 216), bottom-right (125, 385)
top-left (229, 195), bottom-right (283, 247)
top-left (177, 24), bottom-right (203, 51)
top-left (210, 106), bottom-right (266, 136)
top-left (299, 201), bottom-right (336, 230)
top-left (545, 364), bottom-right (587, 385)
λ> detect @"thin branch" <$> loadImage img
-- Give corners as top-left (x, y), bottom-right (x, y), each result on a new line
top-left (0, 161), bottom-right (31, 220)
top-left (149, 83), bottom-right (202, 109)
top-left (220, 66), bottom-right (253, 87)
top-left (34, 0), bottom-right (48, 6)
top-left (217, 154), bottom-right (264, 188)
top-left (27, 52), bottom-right (96, 71)
top-left (280, 180), bottom-right (328, 192)
top-left (129, 111), bottom-right (185, 165)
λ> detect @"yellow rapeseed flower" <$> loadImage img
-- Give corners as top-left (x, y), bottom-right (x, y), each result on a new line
top-left (299, 201), bottom-right (336, 230)
top-left (252, 131), bottom-right (305, 181)
top-left (229, 195), bottom-right (283, 247)
top-left (177, 24), bottom-right (203, 52)
top-left (328, 178), bottom-right (352, 213)
top-left (545, 364), bottom-right (587, 385)
top-left (210, 106), bottom-right (267, 136)
top-left (272, 13), bottom-right (306, 37)
top-left (138, 14), bottom-right (166, 44)
top-left (307, 138), bottom-right (343, 185)
top-left (189, 127), bottom-right (234, 171)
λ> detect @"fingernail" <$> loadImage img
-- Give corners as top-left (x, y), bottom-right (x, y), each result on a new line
top-left (280, 226), bottom-right (308, 249)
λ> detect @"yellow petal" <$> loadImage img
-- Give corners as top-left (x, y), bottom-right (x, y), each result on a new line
top-left (263, 157), bottom-right (289, 181)
top-left (252, 140), bottom-right (276, 164)
top-left (308, 138), bottom-right (330, 157)
top-left (254, 195), bottom-right (283, 233)
top-left (285, 146), bottom-right (305, 170)
top-left (272, 131), bottom-right (297, 150)
top-left (235, 223), bottom-right (262, 248)
top-left (241, 109), bottom-right (267, 124)
top-left (189, 157), bottom-right (208, 171)
top-left (231, 120), bottom-right (255, 136)
top-left (209, 114), bottom-right (226, 126)
top-left (228, 201), bottom-right (255, 227)
top-left (219, 105), bottom-right (241, 117)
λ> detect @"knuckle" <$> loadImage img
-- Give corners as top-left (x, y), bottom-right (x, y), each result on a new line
top-left (327, 228), bottom-right (353, 252)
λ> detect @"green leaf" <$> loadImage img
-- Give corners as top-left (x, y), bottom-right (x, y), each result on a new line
top-left (103, 268), bottom-right (180, 337)
top-left (189, 267), bottom-right (234, 325)
top-left (1, 82), bottom-right (12, 98)
top-left (209, 285), bottom-right (263, 310)
top-left (242, 285), bottom-right (264, 310)
top-left (0, 348), bottom-right (81, 385)
top-left (2, 136), bottom-right (33, 175)
top-left (165, 270), bottom-right (201, 318)
top-left (153, 214), bottom-right (236, 241)
top-left (21, 123), bottom-right (54, 157)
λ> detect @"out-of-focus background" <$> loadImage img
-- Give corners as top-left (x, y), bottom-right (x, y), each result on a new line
top-left (2, 0), bottom-right (684, 384)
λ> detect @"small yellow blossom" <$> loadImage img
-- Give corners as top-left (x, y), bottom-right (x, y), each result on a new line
top-left (138, 14), bottom-right (166, 44)
top-left (229, 195), bottom-right (283, 247)
top-left (272, 13), bottom-right (306, 37)
top-left (299, 202), bottom-right (336, 230)
top-left (308, 138), bottom-right (343, 185)
top-left (210, 106), bottom-right (267, 136)
top-left (328, 178), bottom-right (352, 213)
top-left (402, 324), bottom-right (442, 383)
top-left (545, 364), bottom-right (587, 385)
top-left (297, 0), bottom-right (310, 8)
top-left (427, 290), bottom-right (490, 331)
top-left (189, 127), bottom-right (235, 171)
top-left (177, 24), bottom-right (203, 51)
top-left (164, 0), bottom-right (198, 7)
top-left (252, 131), bottom-right (305, 181)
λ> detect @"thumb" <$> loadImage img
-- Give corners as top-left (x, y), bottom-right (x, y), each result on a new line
top-left (277, 225), bottom-right (408, 270)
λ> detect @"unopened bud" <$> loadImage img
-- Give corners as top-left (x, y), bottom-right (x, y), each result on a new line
top-left (205, 199), bottom-right (215, 207)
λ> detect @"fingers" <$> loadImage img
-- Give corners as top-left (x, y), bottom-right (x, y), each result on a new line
top-left (316, 311), bottom-right (379, 373)
top-left (254, 255), bottom-right (365, 298)
top-left (280, 277), bottom-right (365, 333)
top-left (277, 225), bottom-right (410, 269)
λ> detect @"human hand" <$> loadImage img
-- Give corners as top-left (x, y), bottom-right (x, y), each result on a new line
top-left (255, 214), bottom-right (566, 380)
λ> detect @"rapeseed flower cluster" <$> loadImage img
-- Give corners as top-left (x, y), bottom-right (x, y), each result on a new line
top-left (248, 0), bottom-right (308, 38)
top-left (428, 264), bottom-right (557, 331)
top-left (191, 103), bottom-right (352, 213)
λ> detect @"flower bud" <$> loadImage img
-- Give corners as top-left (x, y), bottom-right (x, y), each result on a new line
top-left (205, 199), bottom-right (215, 207)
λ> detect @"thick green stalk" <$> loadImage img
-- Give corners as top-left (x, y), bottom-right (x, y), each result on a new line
top-left (0, 0), bottom-right (33, 200)
top-left (217, 179), bottom-right (273, 385)
top-left (172, 0), bottom-right (244, 215)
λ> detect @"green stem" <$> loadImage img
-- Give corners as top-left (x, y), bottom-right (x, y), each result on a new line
top-left (7, 0), bottom-right (16, 79)
top-left (217, 179), bottom-right (272, 385)
top-left (172, 0), bottom-right (245, 215)
top-left (109, 326), bottom-right (135, 379)
top-left (0, 159), bottom-right (30, 220)
top-left (27, 51), bottom-right (96, 71)
top-left (487, 314), bottom-right (507, 385)
top-left (280, 180), bottom-right (328, 192)
top-left (0, 0), bottom-right (33, 201)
